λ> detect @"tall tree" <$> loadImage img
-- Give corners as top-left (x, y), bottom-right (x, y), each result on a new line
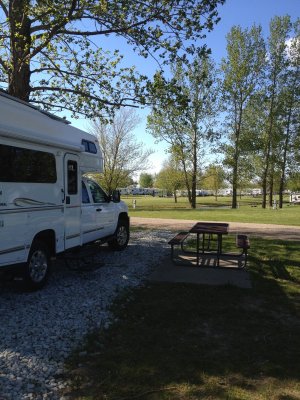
top-left (0, 0), bottom-right (224, 116)
top-left (277, 19), bottom-right (300, 208)
top-left (221, 24), bottom-right (265, 208)
top-left (155, 158), bottom-right (185, 202)
top-left (260, 16), bottom-right (292, 208)
top-left (147, 55), bottom-right (218, 208)
top-left (202, 164), bottom-right (225, 200)
top-left (89, 109), bottom-right (153, 194)
top-left (287, 171), bottom-right (300, 192)
top-left (139, 173), bottom-right (154, 188)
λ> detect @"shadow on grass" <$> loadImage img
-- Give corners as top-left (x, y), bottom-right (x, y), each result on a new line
top-left (250, 239), bottom-right (300, 295)
top-left (65, 238), bottom-right (300, 400)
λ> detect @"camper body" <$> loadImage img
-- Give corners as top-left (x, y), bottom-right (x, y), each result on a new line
top-left (290, 193), bottom-right (300, 204)
top-left (0, 92), bottom-right (129, 289)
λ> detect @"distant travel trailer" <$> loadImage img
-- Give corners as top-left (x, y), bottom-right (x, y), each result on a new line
top-left (218, 188), bottom-right (233, 196)
top-left (251, 188), bottom-right (262, 196)
top-left (290, 193), bottom-right (300, 204)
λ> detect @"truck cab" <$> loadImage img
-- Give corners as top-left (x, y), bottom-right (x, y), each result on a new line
top-left (81, 177), bottom-right (129, 250)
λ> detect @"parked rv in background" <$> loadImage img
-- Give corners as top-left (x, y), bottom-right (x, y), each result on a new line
top-left (251, 188), bottom-right (262, 196)
top-left (290, 193), bottom-right (300, 204)
top-left (0, 91), bottom-right (130, 290)
top-left (118, 187), bottom-right (167, 197)
top-left (217, 188), bottom-right (233, 196)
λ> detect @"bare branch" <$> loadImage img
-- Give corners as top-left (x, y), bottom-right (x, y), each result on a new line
top-left (31, 86), bottom-right (140, 108)
top-left (58, 15), bottom-right (157, 37)
top-left (0, 0), bottom-right (8, 17)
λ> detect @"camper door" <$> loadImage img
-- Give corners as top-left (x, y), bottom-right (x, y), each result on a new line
top-left (64, 154), bottom-right (81, 249)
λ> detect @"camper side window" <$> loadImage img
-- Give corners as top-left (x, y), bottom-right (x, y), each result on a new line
top-left (0, 143), bottom-right (56, 183)
top-left (67, 160), bottom-right (78, 194)
top-left (82, 139), bottom-right (97, 154)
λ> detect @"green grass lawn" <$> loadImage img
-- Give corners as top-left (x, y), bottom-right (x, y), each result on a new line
top-left (122, 195), bottom-right (300, 226)
top-left (64, 237), bottom-right (300, 400)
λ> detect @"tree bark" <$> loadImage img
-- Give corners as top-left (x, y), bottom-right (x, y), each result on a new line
top-left (8, 0), bottom-right (31, 101)
top-left (231, 162), bottom-right (238, 209)
top-left (269, 166), bottom-right (274, 207)
top-left (191, 126), bottom-right (198, 209)
top-left (262, 99), bottom-right (275, 209)
top-left (279, 105), bottom-right (293, 208)
top-left (231, 103), bottom-right (242, 209)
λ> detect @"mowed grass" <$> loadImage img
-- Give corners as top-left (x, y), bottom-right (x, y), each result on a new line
top-left (123, 195), bottom-right (300, 226)
top-left (64, 237), bottom-right (300, 400)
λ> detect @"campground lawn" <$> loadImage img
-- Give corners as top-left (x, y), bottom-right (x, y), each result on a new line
top-left (64, 236), bottom-right (300, 400)
top-left (123, 195), bottom-right (300, 226)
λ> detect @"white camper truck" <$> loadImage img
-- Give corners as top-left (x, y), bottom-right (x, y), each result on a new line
top-left (0, 91), bottom-right (129, 289)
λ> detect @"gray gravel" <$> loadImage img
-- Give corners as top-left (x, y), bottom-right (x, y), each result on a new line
top-left (0, 230), bottom-right (170, 400)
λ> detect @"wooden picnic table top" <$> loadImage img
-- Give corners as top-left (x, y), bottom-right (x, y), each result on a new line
top-left (189, 222), bottom-right (229, 235)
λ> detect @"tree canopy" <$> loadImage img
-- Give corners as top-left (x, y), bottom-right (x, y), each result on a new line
top-left (0, 0), bottom-right (224, 117)
top-left (139, 173), bottom-right (154, 188)
top-left (147, 55), bottom-right (218, 208)
top-left (220, 24), bottom-right (266, 208)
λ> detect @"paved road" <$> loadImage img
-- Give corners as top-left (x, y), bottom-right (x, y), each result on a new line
top-left (131, 217), bottom-right (300, 241)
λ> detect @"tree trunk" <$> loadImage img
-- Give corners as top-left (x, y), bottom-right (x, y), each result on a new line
top-left (190, 124), bottom-right (198, 209)
top-left (191, 158), bottom-right (197, 209)
top-left (261, 170), bottom-right (268, 209)
top-left (269, 168), bottom-right (274, 208)
top-left (181, 158), bottom-right (192, 207)
top-left (231, 127), bottom-right (241, 209)
top-left (262, 64), bottom-right (279, 208)
top-left (191, 176), bottom-right (196, 208)
top-left (262, 115), bottom-right (274, 209)
top-left (231, 102), bottom-right (243, 209)
top-left (279, 112), bottom-right (292, 208)
top-left (8, 0), bottom-right (31, 101)
top-left (174, 190), bottom-right (178, 203)
top-left (231, 162), bottom-right (238, 209)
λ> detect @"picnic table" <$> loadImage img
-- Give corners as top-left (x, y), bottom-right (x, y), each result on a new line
top-left (168, 222), bottom-right (250, 269)
top-left (189, 222), bottom-right (229, 266)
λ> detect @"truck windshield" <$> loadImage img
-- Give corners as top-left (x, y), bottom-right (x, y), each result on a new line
top-left (86, 180), bottom-right (108, 203)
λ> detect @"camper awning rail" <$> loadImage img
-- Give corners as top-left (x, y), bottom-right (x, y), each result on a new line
top-left (0, 124), bottom-right (84, 152)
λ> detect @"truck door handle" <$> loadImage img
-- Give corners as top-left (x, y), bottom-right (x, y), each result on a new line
top-left (96, 208), bottom-right (102, 212)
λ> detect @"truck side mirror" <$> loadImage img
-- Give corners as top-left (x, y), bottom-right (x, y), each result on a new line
top-left (112, 190), bottom-right (120, 203)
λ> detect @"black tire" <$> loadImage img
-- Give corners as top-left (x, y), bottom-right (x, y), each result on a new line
top-left (108, 219), bottom-right (129, 251)
top-left (23, 241), bottom-right (51, 290)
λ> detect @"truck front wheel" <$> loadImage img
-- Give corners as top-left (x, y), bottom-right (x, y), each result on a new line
top-left (24, 241), bottom-right (51, 290)
top-left (108, 219), bottom-right (129, 251)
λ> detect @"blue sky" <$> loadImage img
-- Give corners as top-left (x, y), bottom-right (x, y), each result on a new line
top-left (207, 0), bottom-right (299, 62)
top-left (72, 0), bottom-right (300, 176)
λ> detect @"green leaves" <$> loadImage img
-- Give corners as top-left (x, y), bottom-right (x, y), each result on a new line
top-left (0, 0), bottom-right (224, 116)
top-left (147, 54), bottom-right (218, 208)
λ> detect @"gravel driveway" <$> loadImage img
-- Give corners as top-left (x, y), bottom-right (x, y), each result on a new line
top-left (131, 217), bottom-right (300, 240)
top-left (0, 230), bottom-right (170, 400)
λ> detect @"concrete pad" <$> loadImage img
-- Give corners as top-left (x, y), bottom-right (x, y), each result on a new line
top-left (149, 256), bottom-right (252, 289)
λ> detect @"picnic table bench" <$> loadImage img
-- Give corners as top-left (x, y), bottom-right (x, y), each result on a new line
top-left (168, 231), bottom-right (189, 260)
